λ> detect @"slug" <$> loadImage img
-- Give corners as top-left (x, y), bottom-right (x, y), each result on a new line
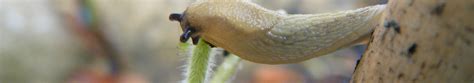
top-left (170, 0), bottom-right (386, 64)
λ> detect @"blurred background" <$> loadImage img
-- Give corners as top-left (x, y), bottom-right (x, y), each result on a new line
top-left (0, 0), bottom-right (385, 83)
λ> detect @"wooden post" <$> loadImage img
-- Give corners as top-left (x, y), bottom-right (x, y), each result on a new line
top-left (352, 0), bottom-right (474, 82)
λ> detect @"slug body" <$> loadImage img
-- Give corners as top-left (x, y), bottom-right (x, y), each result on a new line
top-left (172, 0), bottom-right (386, 64)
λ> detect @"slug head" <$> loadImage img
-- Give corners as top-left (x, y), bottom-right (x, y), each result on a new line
top-left (169, 13), bottom-right (201, 44)
top-left (169, 2), bottom-right (243, 47)
top-left (169, 2), bottom-right (291, 64)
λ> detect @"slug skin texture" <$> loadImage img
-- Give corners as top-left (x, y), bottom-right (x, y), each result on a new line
top-left (174, 0), bottom-right (386, 64)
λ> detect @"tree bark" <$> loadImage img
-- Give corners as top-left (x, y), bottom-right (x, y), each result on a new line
top-left (352, 0), bottom-right (474, 83)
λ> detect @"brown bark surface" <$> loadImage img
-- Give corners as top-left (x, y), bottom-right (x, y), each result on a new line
top-left (352, 0), bottom-right (474, 83)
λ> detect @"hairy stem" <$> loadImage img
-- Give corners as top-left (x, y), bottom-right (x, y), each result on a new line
top-left (183, 39), bottom-right (212, 83)
top-left (210, 54), bottom-right (241, 83)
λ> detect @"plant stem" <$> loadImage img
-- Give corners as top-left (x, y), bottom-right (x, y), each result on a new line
top-left (185, 39), bottom-right (212, 83)
top-left (211, 54), bottom-right (241, 83)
